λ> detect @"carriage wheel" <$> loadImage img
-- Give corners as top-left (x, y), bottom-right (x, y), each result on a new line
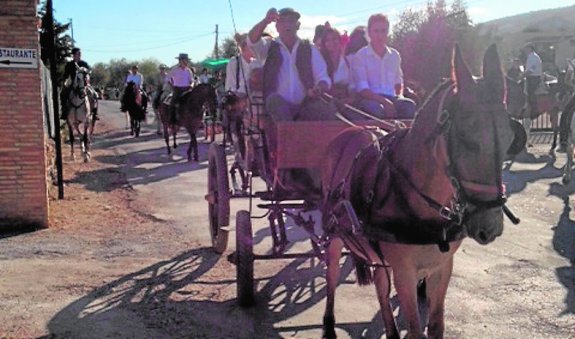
top-left (236, 210), bottom-right (254, 307)
top-left (207, 143), bottom-right (230, 254)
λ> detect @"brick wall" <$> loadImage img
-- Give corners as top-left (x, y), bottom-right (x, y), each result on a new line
top-left (0, 0), bottom-right (48, 229)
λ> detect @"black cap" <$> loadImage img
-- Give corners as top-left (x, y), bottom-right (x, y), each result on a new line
top-left (278, 8), bottom-right (300, 20)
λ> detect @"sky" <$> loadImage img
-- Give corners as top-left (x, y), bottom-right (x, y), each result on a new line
top-left (52, 0), bottom-right (574, 67)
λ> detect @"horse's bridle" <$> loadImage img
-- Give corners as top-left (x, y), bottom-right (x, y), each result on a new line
top-left (425, 81), bottom-right (518, 228)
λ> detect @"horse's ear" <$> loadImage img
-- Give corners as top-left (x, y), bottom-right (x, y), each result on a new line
top-left (482, 44), bottom-right (505, 102)
top-left (451, 43), bottom-right (474, 96)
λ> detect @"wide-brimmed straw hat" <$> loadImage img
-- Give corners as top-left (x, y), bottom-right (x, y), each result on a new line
top-left (176, 53), bottom-right (190, 61)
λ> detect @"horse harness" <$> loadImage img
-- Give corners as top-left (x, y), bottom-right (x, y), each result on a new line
top-left (326, 81), bottom-right (512, 255)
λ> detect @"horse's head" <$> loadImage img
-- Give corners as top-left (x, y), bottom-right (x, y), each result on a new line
top-left (446, 44), bottom-right (516, 244)
top-left (72, 66), bottom-right (89, 97)
top-left (192, 83), bottom-right (218, 116)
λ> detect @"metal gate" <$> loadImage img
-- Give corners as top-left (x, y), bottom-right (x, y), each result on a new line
top-left (530, 112), bottom-right (554, 131)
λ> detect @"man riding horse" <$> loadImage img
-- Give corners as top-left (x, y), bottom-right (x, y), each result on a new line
top-left (167, 53), bottom-right (195, 124)
top-left (61, 47), bottom-right (93, 121)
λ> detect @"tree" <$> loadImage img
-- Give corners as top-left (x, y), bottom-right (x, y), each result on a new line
top-left (391, 0), bottom-right (477, 92)
top-left (107, 58), bottom-right (130, 89)
top-left (90, 62), bottom-right (109, 88)
top-left (137, 58), bottom-right (162, 91)
top-left (218, 36), bottom-right (239, 59)
top-left (38, 0), bottom-right (73, 82)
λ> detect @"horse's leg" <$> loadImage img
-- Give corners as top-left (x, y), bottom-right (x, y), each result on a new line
top-left (163, 122), bottom-right (171, 155)
top-left (154, 109), bottom-right (162, 135)
top-left (82, 122), bottom-right (91, 162)
top-left (322, 237), bottom-right (344, 339)
top-left (172, 129), bottom-right (178, 149)
top-left (67, 117), bottom-right (75, 160)
top-left (373, 266), bottom-right (400, 339)
top-left (424, 257), bottom-right (454, 338)
top-left (187, 130), bottom-right (198, 162)
top-left (382, 244), bottom-right (423, 339)
top-left (563, 133), bottom-right (573, 184)
top-left (130, 113), bottom-right (135, 136)
top-left (550, 107), bottom-right (559, 151)
top-left (523, 117), bottom-right (532, 147)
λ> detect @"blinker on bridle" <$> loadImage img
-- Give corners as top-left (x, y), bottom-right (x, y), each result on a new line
top-left (432, 82), bottom-right (520, 227)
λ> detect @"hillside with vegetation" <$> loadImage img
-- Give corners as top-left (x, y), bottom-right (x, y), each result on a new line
top-left (476, 5), bottom-right (575, 70)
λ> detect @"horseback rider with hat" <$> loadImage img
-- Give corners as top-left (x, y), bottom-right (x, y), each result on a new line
top-left (61, 47), bottom-right (91, 120)
top-left (167, 53), bottom-right (195, 124)
top-left (121, 64), bottom-right (148, 112)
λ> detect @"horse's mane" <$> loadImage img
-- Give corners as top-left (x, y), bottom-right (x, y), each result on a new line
top-left (182, 84), bottom-right (216, 109)
top-left (409, 78), bottom-right (453, 132)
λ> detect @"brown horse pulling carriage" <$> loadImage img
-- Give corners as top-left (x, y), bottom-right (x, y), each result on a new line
top-left (205, 44), bottom-right (523, 338)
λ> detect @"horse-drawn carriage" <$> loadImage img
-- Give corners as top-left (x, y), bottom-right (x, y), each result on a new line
top-left (206, 91), bottom-right (413, 299)
top-left (205, 44), bottom-right (523, 338)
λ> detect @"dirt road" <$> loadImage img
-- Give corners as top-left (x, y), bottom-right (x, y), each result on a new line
top-left (0, 101), bottom-right (574, 338)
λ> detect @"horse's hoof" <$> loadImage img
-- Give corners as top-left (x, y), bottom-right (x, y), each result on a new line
top-left (322, 315), bottom-right (336, 339)
top-left (562, 177), bottom-right (570, 185)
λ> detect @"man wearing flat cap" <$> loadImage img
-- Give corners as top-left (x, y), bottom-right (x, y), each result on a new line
top-left (248, 7), bottom-right (336, 196)
top-left (248, 7), bottom-right (334, 122)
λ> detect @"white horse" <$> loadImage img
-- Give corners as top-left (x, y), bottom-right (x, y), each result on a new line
top-left (65, 66), bottom-right (93, 162)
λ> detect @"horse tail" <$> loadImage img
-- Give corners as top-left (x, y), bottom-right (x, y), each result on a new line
top-left (352, 254), bottom-right (374, 286)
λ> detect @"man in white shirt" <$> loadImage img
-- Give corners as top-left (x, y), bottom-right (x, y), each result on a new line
top-left (152, 64), bottom-right (170, 134)
top-left (225, 34), bottom-right (254, 98)
top-left (248, 7), bottom-right (335, 123)
top-left (199, 68), bottom-right (211, 84)
top-left (125, 65), bottom-right (144, 88)
top-left (523, 44), bottom-right (543, 117)
top-left (248, 7), bottom-right (335, 197)
top-left (167, 53), bottom-right (195, 123)
top-left (121, 65), bottom-right (148, 113)
top-left (353, 14), bottom-right (415, 119)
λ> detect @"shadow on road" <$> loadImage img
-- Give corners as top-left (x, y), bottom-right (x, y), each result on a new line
top-left (504, 150), bottom-right (562, 196)
top-left (43, 246), bottom-right (407, 338)
top-left (547, 189), bottom-right (575, 315)
top-left (44, 248), bottom-right (246, 338)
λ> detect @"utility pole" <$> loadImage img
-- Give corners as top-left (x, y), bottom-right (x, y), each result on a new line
top-left (68, 18), bottom-right (74, 46)
top-left (214, 24), bottom-right (219, 59)
top-left (48, 0), bottom-right (65, 199)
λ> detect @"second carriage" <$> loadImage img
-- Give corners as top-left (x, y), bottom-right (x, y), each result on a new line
top-left (205, 95), bottom-right (412, 306)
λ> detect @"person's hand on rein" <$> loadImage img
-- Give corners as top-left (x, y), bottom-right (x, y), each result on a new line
top-left (307, 81), bottom-right (329, 98)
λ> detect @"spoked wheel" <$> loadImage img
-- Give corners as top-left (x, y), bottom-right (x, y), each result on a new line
top-left (236, 210), bottom-right (254, 307)
top-left (206, 143), bottom-right (230, 254)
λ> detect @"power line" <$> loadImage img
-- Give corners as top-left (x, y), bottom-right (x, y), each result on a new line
top-left (82, 32), bottom-right (213, 53)
top-left (86, 31), bottom-right (215, 49)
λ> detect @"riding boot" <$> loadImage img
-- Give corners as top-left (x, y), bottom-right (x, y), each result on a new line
top-left (558, 110), bottom-right (570, 152)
